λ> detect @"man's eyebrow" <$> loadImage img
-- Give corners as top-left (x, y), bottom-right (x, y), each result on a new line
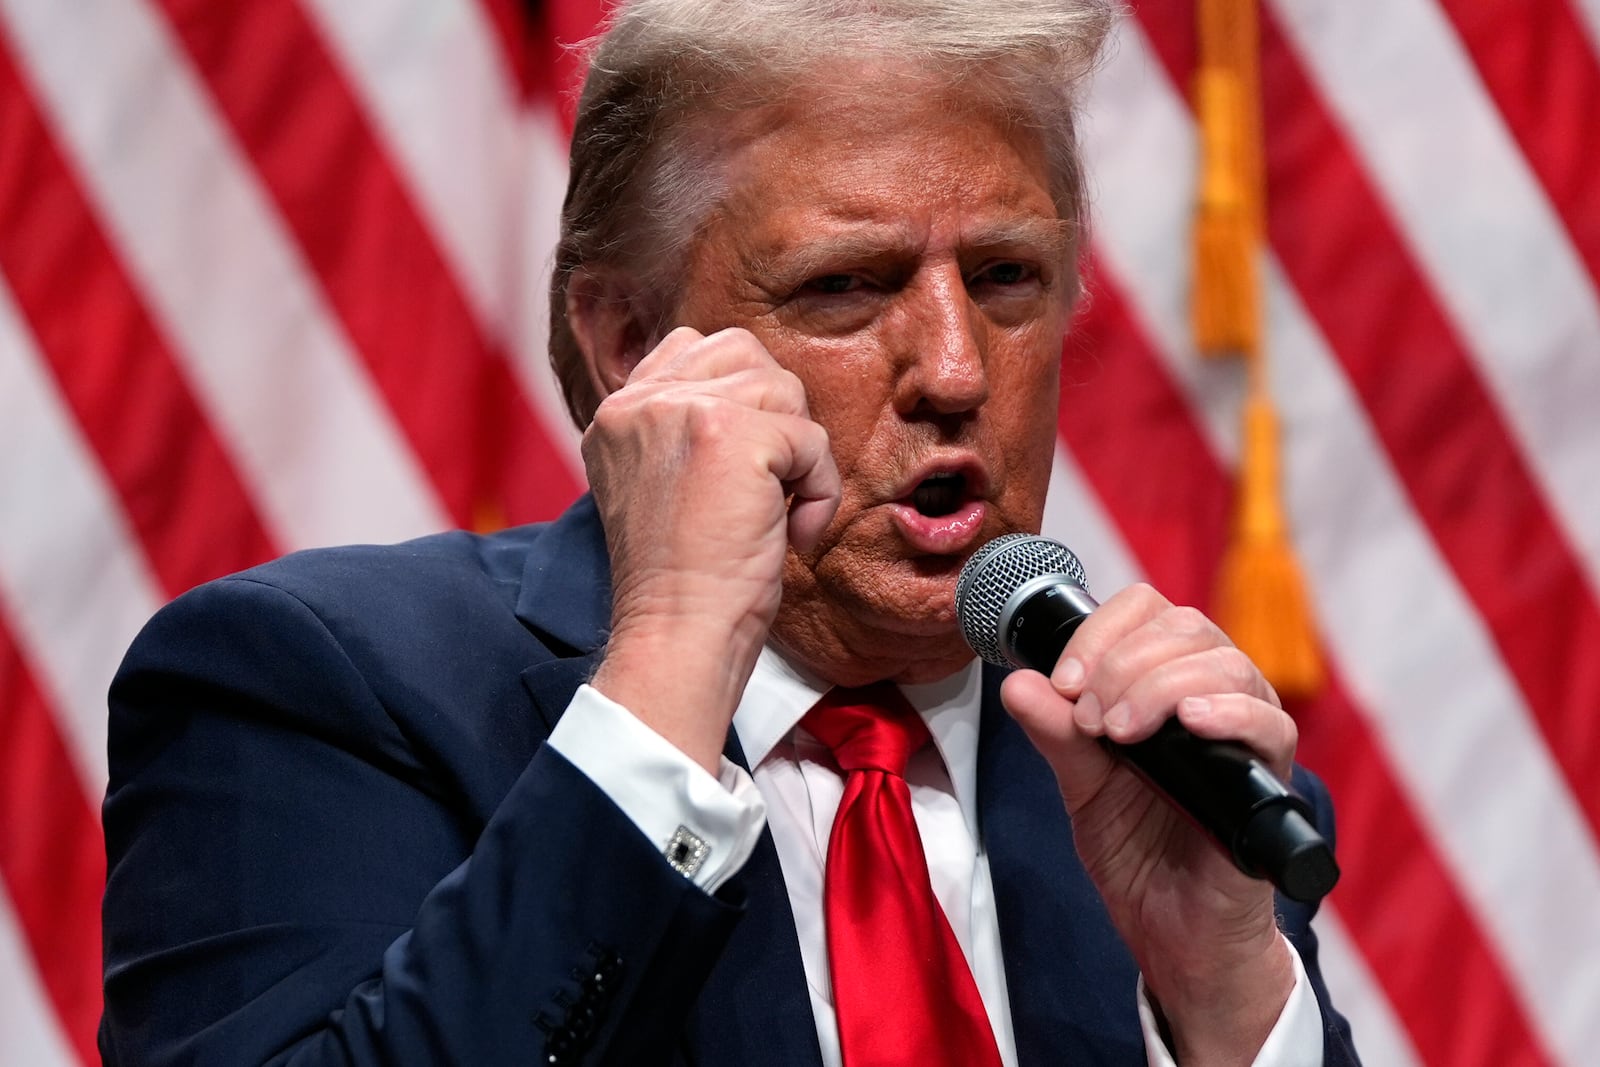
top-left (754, 218), bottom-right (1076, 282)
top-left (962, 218), bottom-right (1077, 261)
top-left (753, 229), bottom-right (918, 283)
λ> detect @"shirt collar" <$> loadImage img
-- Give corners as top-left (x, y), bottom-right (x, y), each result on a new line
top-left (733, 646), bottom-right (987, 839)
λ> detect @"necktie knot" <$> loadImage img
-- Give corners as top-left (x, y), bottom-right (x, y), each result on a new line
top-left (801, 681), bottom-right (930, 776)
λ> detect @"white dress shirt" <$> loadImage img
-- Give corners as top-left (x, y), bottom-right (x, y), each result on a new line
top-left (548, 646), bottom-right (1323, 1066)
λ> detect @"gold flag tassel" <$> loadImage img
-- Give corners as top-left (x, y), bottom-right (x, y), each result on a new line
top-left (1195, 0), bottom-right (1323, 697)
top-left (1213, 387), bottom-right (1324, 696)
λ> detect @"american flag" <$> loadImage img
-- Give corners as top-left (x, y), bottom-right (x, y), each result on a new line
top-left (1, 1), bottom-right (1596, 1064)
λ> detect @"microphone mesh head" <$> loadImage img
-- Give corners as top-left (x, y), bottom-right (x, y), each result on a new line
top-left (955, 534), bottom-right (1089, 666)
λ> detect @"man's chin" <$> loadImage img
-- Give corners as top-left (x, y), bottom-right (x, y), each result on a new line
top-left (773, 548), bottom-right (980, 682)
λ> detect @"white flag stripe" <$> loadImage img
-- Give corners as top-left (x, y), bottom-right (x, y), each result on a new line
top-left (1573, 0), bottom-right (1600, 57)
top-left (0, 276), bottom-right (160, 797)
top-left (509, 112), bottom-right (587, 470)
top-left (1266, 259), bottom-right (1600, 1064)
top-left (302, 0), bottom-right (586, 477)
top-left (1271, 0), bottom-right (1600, 588)
top-left (0, 3), bottom-right (1588, 1062)
top-left (1314, 909), bottom-right (1426, 1067)
top-left (0, 888), bottom-right (77, 1067)
top-left (1085, 21), bottom-right (1600, 1060)
top-left (1080, 26), bottom-right (1241, 466)
top-left (0, 0), bottom-right (449, 552)
top-left (299, 0), bottom-right (525, 338)
top-left (1043, 442), bottom-right (1144, 600)
top-left (1045, 438), bottom-right (1413, 1059)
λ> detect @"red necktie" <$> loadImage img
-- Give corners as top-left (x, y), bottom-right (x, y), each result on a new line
top-left (801, 684), bottom-right (1004, 1067)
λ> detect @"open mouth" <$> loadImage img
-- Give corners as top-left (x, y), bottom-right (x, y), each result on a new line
top-left (890, 465), bottom-right (988, 553)
top-left (910, 471), bottom-right (969, 517)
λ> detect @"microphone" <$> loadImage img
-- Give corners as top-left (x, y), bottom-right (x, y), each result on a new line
top-left (955, 533), bottom-right (1339, 903)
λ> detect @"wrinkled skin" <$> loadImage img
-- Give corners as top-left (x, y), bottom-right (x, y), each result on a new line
top-left (572, 65), bottom-right (1296, 1065)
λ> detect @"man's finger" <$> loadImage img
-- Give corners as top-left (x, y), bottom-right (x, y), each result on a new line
top-left (627, 325), bottom-right (706, 380)
top-left (1052, 582), bottom-right (1173, 695)
top-left (1097, 645), bottom-right (1279, 745)
top-left (765, 413), bottom-right (840, 551)
top-left (1080, 605), bottom-right (1234, 699)
top-left (1172, 693), bottom-right (1299, 779)
top-left (999, 669), bottom-right (1118, 813)
top-left (632, 326), bottom-right (780, 387)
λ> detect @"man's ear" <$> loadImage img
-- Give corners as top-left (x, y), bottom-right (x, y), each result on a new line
top-left (565, 268), bottom-right (659, 400)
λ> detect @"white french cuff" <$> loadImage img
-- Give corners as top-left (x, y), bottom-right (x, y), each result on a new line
top-left (1136, 934), bottom-right (1323, 1067)
top-left (547, 683), bottom-right (768, 893)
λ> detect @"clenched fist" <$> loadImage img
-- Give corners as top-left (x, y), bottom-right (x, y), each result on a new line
top-left (584, 327), bottom-right (841, 772)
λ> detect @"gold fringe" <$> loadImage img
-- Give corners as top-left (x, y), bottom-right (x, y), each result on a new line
top-left (1193, 67), bottom-right (1259, 356)
top-left (1213, 394), bottom-right (1324, 698)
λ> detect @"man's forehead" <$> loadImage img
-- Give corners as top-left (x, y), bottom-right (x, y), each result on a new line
top-left (747, 213), bottom-right (1075, 272)
top-left (682, 67), bottom-right (1075, 285)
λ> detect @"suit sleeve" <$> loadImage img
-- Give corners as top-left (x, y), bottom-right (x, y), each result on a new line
top-left (1278, 767), bottom-right (1363, 1067)
top-left (101, 575), bottom-right (739, 1067)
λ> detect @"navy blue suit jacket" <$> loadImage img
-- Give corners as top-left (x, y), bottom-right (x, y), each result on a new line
top-left (101, 495), bottom-right (1359, 1065)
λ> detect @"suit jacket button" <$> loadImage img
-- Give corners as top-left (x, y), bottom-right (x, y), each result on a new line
top-left (545, 1029), bottom-right (575, 1061)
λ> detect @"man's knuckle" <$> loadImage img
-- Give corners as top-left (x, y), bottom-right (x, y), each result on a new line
top-left (1280, 714), bottom-right (1300, 753)
top-left (707, 325), bottom-right (763, 360)
top-left (585, 397), bottom-right (627, 436)
top-left (1162, 605), bottom-right (1212, 640)
top-left (717, 325), bottom-right (760, 347)
top-left (1216, 646), bottom-right (1259, 690)
top-left (777, 368), bottom-right (808, 406)
top-left (681, 395), bottom-right (731, 440)
top-left (802, 419), bottom-right (831, 451)
top-left (1096, 642), bottom-right (1135, 683)
top-left (1129, 581), bottom-right (1161, 605)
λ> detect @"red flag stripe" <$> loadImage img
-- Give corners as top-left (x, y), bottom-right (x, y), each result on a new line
top-left (1267, 0), bottom-right (1600, 599)
top-left (1305, 912), bottom-right (1425, 1067)
top-left (1131, 0), bottom-right (1600, 854)
top-left (473, 0), bottom-right (614, 113)
top-left (513, 0), bottom-right (613, 129)
top-left (294, 0), bottom-right (586, 478)
top-left (1058, 275), bottom-right (1230, 613)
top-left (1294, 680), bottom-right (1559, 1067)
top-left (1, 0), bottom-right (454, 548)
top-left (1259, 10), bottom-right (1600, 839)
top-left (476, 0), bottom-right (539, 100)
top-left (0, 618), bottom-right (104, 1067)
top-left (1432, 0), bottom-right (1600, 307)
top-left (152, 0), bottom-right (580, 527)
top-left (0, 31), bottom-right (278, 597)
top-left (1062, 265), bottom-right (1556, 1065)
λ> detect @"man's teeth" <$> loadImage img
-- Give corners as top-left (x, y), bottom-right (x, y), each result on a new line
top-left (912, 474), bottom-right (965, 517)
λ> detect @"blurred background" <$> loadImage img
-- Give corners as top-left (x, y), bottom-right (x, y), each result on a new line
top-left (1, 1), bottom-right (1596, 1064)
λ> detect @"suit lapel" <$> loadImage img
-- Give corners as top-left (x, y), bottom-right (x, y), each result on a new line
top-left (976, 667), bottom-right (1146, 1065)
top-left (513, 493), bottom-right (613, 659)
top-left (513, 493), bottom-right (613, 733)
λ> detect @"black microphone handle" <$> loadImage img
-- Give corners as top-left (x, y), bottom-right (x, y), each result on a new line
top-left (1003, 585), bottom-right (1339, 904)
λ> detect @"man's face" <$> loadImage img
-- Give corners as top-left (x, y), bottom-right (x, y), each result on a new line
top-left (673, 69), bottom-right (1076, 680)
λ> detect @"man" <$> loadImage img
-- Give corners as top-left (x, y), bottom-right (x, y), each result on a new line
top-left (101, 1), bottom-right (1358, 1064)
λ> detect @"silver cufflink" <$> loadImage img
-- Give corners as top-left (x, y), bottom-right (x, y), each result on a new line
top-left (664, 825), bottom-right (710, 878)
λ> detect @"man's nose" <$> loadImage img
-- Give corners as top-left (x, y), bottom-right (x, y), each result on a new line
top-left (893, 264), bottom-right (989, 418)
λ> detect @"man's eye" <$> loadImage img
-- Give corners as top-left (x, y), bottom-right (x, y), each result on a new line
top-left (805, 274), bottom-right (864, 295)
top-left (974, 261), bottom-right (1034, 286)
